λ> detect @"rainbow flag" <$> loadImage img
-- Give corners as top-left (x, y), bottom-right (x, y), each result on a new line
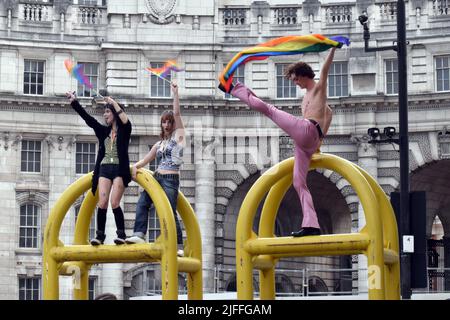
top-left (64, 60), bottom-right (93, 89)
top-left (146, 60), bottom-right (183, 80)
top-left (219, 34), bottom-right (350, 92)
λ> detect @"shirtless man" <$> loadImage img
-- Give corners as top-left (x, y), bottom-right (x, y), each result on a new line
top-left (219, 47), bottom-right (335, 237)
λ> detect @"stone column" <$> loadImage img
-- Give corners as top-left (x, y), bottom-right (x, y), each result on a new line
top-left (352, 134), bottom-right (378, 295)
top-left (194, 132), bottom-right (218, 293)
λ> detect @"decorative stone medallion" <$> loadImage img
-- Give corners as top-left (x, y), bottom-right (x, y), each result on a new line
top-left (146, 0), bottom-right (177, 24)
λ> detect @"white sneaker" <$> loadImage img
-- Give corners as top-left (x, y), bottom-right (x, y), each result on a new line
top-left (177, 249), bottom-right (184, 257)
top-left (125, 235), bottom-right (145, 244)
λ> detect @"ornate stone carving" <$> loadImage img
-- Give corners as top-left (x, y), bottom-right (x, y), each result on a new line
top-left (146, 0), bottom-right (177, 25)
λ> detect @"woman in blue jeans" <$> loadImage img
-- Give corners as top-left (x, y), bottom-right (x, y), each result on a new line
top-left (126, 82), bottom-right (185, 256)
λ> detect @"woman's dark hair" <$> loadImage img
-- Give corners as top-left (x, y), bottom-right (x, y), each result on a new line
top-left (94, 292), bottom-right (118, 300)
top-left (160, 110), bottom-right (175, 139)
top-left (104, 103), bottom-right (125, 125)
top-left (284, 62), bottom-right (315, 80)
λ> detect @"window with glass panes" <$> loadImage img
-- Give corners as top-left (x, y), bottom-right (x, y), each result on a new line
top-left (75, 206), bottom-right (96, 241)
top-left (276, 64), bottom-right (297, 98)
top-left (89, 277), bottom-right (96, 300)
top-left (385, 59), bottom-right (398, 94)
top-left (21, 140), bottom-right (41, 173)
top-left (76, 142), bottom-right (96, 174)
top-left (78, 0), bottom-right (98, 5)
top-left (147, 143), bottom-right (160, 241)
top-left (77, 63), bottom-right (98, 97)
top-left (18, 277), bottom-right (40, 300)
top-left (150, 62), bottom-right (171, 97)
top-left (436, 55), bottom-right (450, 92)
top-left (19, 204), bottom-right (40, 248)
top-left (148, 207), bottom-right (160, 242)
top-left (328, 62), bottom-right (348, 97)
top-left (24, 60), bottom-right (44, 95)
top-left (224, 64), bottom-right (245, 99)
top-left (148, 144), bottom-right (159, 172)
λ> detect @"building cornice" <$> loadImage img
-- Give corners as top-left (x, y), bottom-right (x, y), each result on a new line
top-left (1, 92), bottom-right (450, 114)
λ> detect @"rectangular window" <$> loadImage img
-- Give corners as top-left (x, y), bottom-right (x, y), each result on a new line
top-left (150, 62), bottom-right (171, 97)
top-left (148, 208), bottom-right (160, 242)
top-left (328, 62), bottom-right (348, 97)
top-left (78, 0), bottom-right (98, 6)
top-left (18, 277), bottom-right (40, 300)
top-left (21, 140), bottom-right (41, 173)
top-left (76, 142), bottom-right (96, 174)
top-left (148, 144), bottom-right (159, 173)
top-left (436, 55), bottom-right (450, 92)
top-left (385, 59), bottom-right (398, 95)
top-left (19, 204), bottom-right (40, 248)
top-left (276, 64), bottom-right (297, 98)
top-left (24, 60), bottom-right (44, 95)
top-left (77, 63), bottom-right (99, 97)
top-left (224, 64), bottom-right (245, 99)
top-left (88, 277), bottom-right (96, 300)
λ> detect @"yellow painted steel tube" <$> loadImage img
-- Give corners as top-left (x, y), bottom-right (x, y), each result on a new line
top-left (51, 243), bottom-right (163, 263)
top-left (237, 153), bottom-right (386, 299)
top-left (134, 169), bottom-right (179, 299)
top-left (173, 187), bottom-right (203, 300)
top-left (352, 165), bottom-right (400, 300)
top-left (245, 233), bottom-right (370, 256)
top-left (43, 170), bottom-right (202, 299)
top-left (59, 262), bottom-right (89, 300)
top-left (258, 175), bottom-right (292, 299)
top-left (43, 173), bottom-right (93, 299)
top-left (309, 154), bottom-right (385, 300)
top-left (236, 158), bottom-right (294, 299)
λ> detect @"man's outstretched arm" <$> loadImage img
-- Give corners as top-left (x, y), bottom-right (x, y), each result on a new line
top-left (316, 47), bottom-right (336, 90)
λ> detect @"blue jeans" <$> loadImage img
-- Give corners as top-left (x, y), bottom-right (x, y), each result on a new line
top-left (133, 173), bottom-right (183, 244)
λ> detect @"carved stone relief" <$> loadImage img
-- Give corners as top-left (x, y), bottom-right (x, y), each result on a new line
top-left (146, 0), bottom-right (177, 25)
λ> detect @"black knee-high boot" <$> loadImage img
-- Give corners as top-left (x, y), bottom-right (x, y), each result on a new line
top-left (91, 207), bottom-right (107, 245)
top-left (112, 206), bottom-right (126, 239)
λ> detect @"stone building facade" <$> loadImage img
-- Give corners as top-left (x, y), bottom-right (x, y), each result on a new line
top-left (0, 0), bottom-right (450, 299)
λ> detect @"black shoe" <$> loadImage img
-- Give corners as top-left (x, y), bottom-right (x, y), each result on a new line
top-left (218, 83), bottom-right (234, 94)
top-left (90, 230), bottom-right (106, 246)
top-left (114, 230), bottom-right (127, 245)
top-left (291, 227), bottom-right (321, 237)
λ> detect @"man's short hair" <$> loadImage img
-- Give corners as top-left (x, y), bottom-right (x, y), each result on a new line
top-left (284, 62), bottom-right (315, 80)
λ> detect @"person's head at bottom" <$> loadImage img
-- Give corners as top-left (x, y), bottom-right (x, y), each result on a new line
top-left (94, 292), bottom-right (118, 300)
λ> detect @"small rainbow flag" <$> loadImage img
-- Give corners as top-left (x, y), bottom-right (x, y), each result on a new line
top-left (146, 60), bottom-right (183, 80)
top-left (219, 34), bottom-right (350, 92)
top-left (64, 60), bottom-right (93, 89)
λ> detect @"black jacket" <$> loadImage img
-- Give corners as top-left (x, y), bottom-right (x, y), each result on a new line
top-left (71, 100), bottom-right (132, 195)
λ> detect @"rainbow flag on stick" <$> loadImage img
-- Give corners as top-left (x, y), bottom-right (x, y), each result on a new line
top-left (219, 34), bottom-right (350, 93)
top-left (146, 60), bottom-right (183, 83)
top-left (64, 60), bottom-right (93, 89)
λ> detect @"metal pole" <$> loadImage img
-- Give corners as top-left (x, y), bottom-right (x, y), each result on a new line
top-left (397, 0), bottom-right (411, 300)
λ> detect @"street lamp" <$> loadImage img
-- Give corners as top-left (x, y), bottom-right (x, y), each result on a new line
top-left (359, 0), bottom-right (412, 299)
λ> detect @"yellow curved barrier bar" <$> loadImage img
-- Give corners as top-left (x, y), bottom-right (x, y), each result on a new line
top-left (236, 152), bottom-right (400, 300)
top-left (43, 167), bottom-right (203, 300)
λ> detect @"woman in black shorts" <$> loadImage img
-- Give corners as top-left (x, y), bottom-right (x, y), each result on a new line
top-left (66, 92), bottom-right (132, 245)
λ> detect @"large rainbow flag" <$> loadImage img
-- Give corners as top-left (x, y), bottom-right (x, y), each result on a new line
top-left (219, 34), bottom-right (350, 92)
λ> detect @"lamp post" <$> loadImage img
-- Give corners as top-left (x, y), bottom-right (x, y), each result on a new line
top-left (359, 0), bottom-right (411, 299)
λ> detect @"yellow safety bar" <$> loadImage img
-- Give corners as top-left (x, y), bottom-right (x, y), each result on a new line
top-left (43, 168), bottom-right (202, 300)
top-left (236, 152), bottom-right (400, 300)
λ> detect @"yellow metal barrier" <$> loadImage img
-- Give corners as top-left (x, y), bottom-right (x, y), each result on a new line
top-left (236, 152), bottom-right (400, 300)
top-left (43, 168), bottom-right (202, 300)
